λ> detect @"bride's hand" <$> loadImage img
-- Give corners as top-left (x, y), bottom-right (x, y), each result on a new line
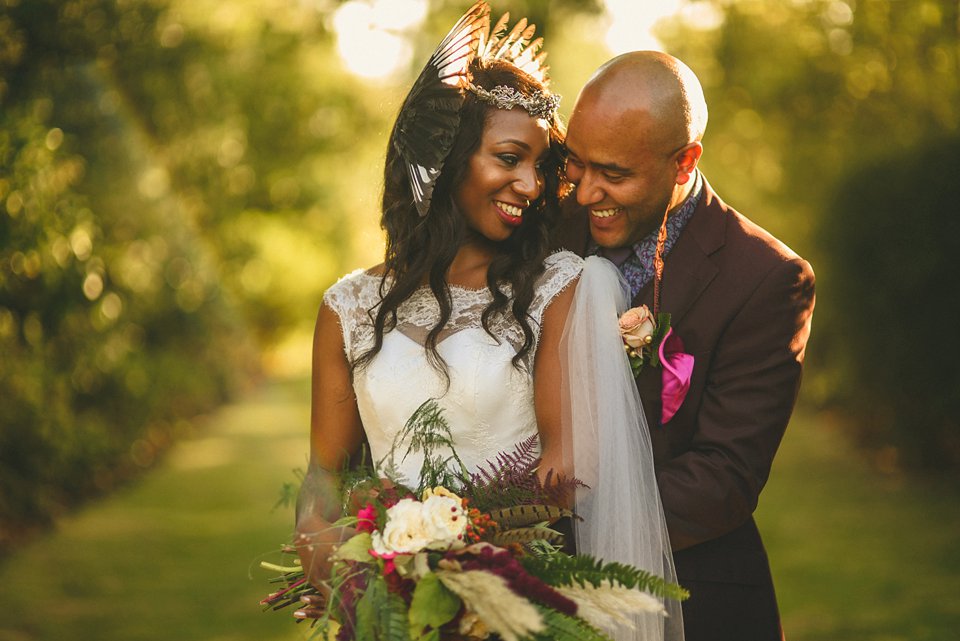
top-left (292, 593), bottom-right (327, 620)
top-left (294, 516), bottom-right (356, 592)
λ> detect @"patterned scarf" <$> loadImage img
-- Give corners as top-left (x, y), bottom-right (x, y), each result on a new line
top-left (589, 171), bottom-right (703, 300)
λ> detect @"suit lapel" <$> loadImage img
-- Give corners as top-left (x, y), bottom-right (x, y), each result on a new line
top-left (632, 182), bottom-right (726, 327)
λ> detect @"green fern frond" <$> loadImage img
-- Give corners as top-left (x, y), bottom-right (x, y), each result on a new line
top-left (381, 590), bottom-right (411, 641)
top-left (376, 399), bottom-right (471, 494)
top-left (532, 606), bottom-right (614, 641)
top-left (272, 479), bottom-right (300, 511)
top-left (355, 574), bottom-right (385, 639)
top-left (519, 553), bottom-right (689, 602)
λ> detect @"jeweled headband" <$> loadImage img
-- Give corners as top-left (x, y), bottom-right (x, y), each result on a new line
top-left (392, 2), bottom-right (558, 217)
top-left (467, 83), bottom-right (561, 120)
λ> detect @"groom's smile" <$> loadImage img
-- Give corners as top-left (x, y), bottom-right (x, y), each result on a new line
top-left (591, 207), bottom-right (623, 219)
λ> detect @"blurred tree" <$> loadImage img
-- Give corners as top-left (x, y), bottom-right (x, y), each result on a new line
top-left (0, 0), bottom-right (260, 550)
top-left (660, 0), bottom-right (958, 249)
top-left (658, 0), bottom-right (959, 468)
top-left (0, 0), bottom-right (389, 550)
top-left (824, 137), bottom-right (960, 469)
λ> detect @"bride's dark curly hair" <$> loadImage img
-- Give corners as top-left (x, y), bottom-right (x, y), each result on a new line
top-left (353, 58), bottom-right (566, 376)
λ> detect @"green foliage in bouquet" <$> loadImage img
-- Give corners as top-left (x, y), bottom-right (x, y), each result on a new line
top-left (260, 400), bottom-right (687, 640)
top-left (533, 605), bottom-right (613, 641)
top-left (520, 551), bottom-right (690, 602)
top-left (377, 400), bottom-right (469, 494)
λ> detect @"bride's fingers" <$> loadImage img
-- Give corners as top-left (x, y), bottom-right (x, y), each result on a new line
top-left (293, 593), bottom-right (327, 619)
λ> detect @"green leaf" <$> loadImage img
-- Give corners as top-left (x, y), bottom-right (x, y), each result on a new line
top-left (332, 515), bottom-right (359, 528)
top-left (332, 532), bottom-right (373, 562)
top-left (649, 312), bottom-right (672, 368)
top-left (416, 630), bottom-right (440, 641)
top-left (408, 572), bottom-right (461, 637)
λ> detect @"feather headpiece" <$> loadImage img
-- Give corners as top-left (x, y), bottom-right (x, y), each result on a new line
top-left (393, 1), bottom-right (557, 217)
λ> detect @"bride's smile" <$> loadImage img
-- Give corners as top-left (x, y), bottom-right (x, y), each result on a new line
top-left (454, 108), bottom-right (550, 243)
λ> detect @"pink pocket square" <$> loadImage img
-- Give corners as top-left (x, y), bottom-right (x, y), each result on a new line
top-left (658, 328), bottom-right (694, 424)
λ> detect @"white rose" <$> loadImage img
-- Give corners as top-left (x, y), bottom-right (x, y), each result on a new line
top-left (421, 494), bottom-right (468, 550)
top-left (371, 498), bottom-right (432, 555)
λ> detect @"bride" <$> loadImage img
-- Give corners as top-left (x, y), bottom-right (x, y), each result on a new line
top-left (294, 4), bottom-right (681, 640)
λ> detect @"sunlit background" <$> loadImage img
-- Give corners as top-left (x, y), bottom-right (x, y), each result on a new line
top-left (1, 0), bottom-right (958, 639)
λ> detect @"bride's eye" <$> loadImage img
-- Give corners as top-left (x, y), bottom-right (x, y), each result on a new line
top-left (497, 153), bottom-right (519, 167)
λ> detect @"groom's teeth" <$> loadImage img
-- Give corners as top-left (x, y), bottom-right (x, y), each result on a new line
top-left (496, 201), bottom-right (522, 217)
top-left (592, 208), bottom-right (622, 219)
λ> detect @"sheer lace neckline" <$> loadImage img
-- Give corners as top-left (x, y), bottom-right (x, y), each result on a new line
top-left (357, 271), bottom-right (495, 295)
top-left (325, 251), bottom-right (584, 369)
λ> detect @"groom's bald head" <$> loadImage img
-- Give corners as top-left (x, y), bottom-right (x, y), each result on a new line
top-left (577, 51), bottom-right (708, 151)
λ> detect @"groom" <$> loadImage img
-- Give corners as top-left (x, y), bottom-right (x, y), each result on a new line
top-left (556, 52), bottom-right (815, 641)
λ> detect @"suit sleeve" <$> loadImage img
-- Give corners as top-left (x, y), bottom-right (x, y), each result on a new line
top-left (657, 256), bottom-right (816, 551)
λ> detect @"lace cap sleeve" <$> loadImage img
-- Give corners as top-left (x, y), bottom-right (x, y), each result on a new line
top-left (530, 251), bottom-right (584, 325)
top-left (322, 269), bottom-right (377, 361)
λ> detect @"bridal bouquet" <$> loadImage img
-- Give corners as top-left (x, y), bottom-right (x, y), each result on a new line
top-left (260, 401), bottom-right (687, 640)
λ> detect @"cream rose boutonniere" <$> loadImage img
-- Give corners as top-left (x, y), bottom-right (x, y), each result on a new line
top-left (619, 305), bottom-right (672, 377)
top-left (619, 305), bottom-right (657, 350)
top-left (618, 306), bottom-right (695, 425)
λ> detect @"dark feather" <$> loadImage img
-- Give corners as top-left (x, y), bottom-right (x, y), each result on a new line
top-left (488, 504), bottom-right (573, 528)
top-left (394, 2), bottom-right (490, 216)
top-left (491, 526), bottom-right (564, 545)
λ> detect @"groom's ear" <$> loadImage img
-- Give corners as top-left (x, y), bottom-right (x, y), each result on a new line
top-left (674, 142), bottom-right (703, 186)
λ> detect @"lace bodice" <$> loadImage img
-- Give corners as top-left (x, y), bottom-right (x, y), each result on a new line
top-left (324, 251), bottom-right (583, 483)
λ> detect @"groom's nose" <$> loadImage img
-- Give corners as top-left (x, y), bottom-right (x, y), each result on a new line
top-left (574, 171), bottom-right (604, 207)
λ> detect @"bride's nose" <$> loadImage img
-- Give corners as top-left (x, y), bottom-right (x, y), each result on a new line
top-left (513, 164), bottom-right (542, 203)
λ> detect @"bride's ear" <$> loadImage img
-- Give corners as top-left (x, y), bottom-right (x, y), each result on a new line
top-left (674, 142), bottom-right (703, 186)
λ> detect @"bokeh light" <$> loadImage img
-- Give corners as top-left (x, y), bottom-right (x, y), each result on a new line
top-left (332, 0), bottom-right (429, 80)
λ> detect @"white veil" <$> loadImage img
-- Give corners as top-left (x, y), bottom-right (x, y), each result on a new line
top-left (560, 256), bottom-right (684, 641)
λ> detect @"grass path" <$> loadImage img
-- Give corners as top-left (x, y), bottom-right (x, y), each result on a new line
top-left (0, 378), bottom-right (958, 640)
top-left (0, 377), bottom-right (310, 641)
top-left (757, 409), bottom-right (960, 640)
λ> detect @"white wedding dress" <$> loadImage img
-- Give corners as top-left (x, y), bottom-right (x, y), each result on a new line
top-left (322, 251), bottom-right (682, 641)
top-left (323, 251), bottom-right (582, 482)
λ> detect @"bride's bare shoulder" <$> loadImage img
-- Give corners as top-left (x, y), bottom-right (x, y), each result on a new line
top-left (365, 263), bottom-right (386, 277)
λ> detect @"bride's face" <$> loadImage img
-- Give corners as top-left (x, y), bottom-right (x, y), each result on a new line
top-left (454, 108), bottom-right (550, 243)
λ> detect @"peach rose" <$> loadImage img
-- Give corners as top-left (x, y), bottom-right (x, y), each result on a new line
top-left (619, 305), bottom-right (656, 349)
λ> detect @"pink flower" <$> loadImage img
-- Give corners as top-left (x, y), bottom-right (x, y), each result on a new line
top-left (368, 548), bottom-right (399, 575)
top-left (357, 503), bottom-right (378, 533)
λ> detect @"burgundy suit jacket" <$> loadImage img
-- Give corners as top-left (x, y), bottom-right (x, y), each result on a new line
top-left (556, 179), bottom-right (815, 620)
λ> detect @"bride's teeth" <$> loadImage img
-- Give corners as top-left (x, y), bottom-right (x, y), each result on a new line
top-left (496, 201), bottom-right (522, 217)
top-left (592, 207), bottom-right (622, 218)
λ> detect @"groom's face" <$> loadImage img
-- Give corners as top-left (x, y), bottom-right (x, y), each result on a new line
top-left (564, 97), bottom-right (681, 249)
